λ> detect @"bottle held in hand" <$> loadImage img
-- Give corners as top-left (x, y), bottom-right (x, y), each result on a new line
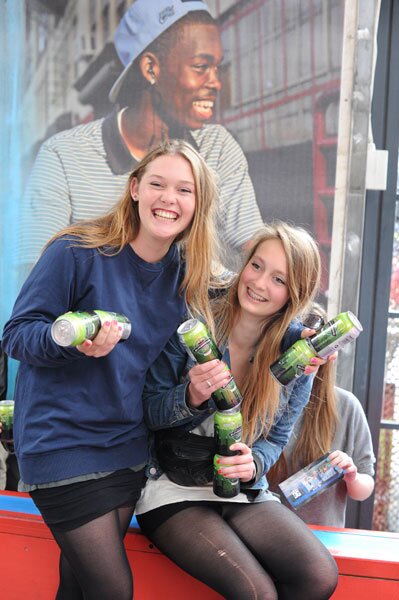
top-left (51, 310), bottom-right (131, 347)
top-left (177, 318), bottom-right (242, 411)
top-left (270, 311), bottom-right (363, 386)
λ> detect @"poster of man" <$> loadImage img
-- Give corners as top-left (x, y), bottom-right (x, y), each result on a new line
top-left (11, 0), bottom-right (345, 286)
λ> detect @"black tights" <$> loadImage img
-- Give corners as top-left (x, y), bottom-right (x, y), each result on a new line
top-left (147, 502), bottom-right (338, 600)
top-left (52, 506), bottom-right (134, 600)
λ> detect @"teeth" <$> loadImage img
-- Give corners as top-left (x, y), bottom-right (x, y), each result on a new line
top-left (154, 209), bottom-right (177, 220)
top-left (247, 288), bottom-right (266, 302)
top-left (193, 101), bottom-right (214, 108)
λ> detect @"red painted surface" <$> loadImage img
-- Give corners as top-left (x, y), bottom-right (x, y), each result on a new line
top-left (0, 492), bottom-right (398, 599)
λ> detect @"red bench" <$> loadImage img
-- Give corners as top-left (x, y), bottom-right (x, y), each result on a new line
top-left (0, 491), bottom-right (398, 599)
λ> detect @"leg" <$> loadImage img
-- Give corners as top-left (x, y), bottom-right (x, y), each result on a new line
top-left (224, 501), bottom-right (338, 600)
top-left (55, 506), bottom-right (135, 600)
top-left (51, 508), bottom-right (134, 600)
top-left (148, 505), bottom-right (279, 600)
top-left (56, 553), bottom-right (84, 600)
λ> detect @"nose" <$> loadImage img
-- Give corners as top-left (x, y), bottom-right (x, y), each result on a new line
top-left (253, 272), bottom-right (269, 293)
top-left (160, 187), bottom-right (177, 204)
top-left (206, 65), bottom-right (222, 91)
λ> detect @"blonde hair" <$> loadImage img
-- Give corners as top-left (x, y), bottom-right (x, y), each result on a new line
top-left (47, 139), bottom-right (219, 329)
top-left (268, 303), bottom-right (339, 486)
top-left (213, 222), bottom-right (321, 446)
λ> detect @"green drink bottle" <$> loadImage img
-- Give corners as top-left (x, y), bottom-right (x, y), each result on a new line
top-left (177, 319), bottom-right (242, 411)
top-left (270, 311), bottom-right (363, 386)
top-left (51, 310), bottom-right (131, 347)
top-left (213, 454), bottom-right (240, 498)
top-left (308, 311), bottom-right (363, 358)
top-left (214, 409), bottom-right (242, 456)
top-left (0, 400), bottom-right (14, 453)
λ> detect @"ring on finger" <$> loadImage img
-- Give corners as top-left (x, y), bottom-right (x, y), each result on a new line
top-left (206, 380), bottom-right (212, 388)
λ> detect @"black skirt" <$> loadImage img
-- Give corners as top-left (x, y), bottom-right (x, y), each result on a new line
top-left (30, 468), bottom-right (146, 532)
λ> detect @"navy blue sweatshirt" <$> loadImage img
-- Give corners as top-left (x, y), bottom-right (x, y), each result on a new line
top-left (2, 237), bottom-right (186, 484)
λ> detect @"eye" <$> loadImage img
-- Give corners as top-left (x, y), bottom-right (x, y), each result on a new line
top-left (274, 276), bottom-right (286, 286)
top-left (179, 187), bottom-right (193, 194)
top-left (251, 261), bottom-right (261, 271)
top-left (150, 181), bottom-right (162, 188)
top-left (192, 64), bottom-right (210, 74)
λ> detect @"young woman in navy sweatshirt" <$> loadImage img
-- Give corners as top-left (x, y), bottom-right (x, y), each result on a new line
top-left (2, 139), bottom-right (219, 600)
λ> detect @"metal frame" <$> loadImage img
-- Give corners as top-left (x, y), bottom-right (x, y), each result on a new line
top-left (350, 0), bottom-right (399, 530)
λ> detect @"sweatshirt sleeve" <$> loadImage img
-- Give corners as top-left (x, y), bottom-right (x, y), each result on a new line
top-left (2, 238), bottom-right (87, 367)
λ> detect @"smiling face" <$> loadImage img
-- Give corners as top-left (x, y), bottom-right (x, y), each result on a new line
top-left (131, 154), bottom-right (196, 254)
top-left (237, 239), bottom-right (290, 322)
top-left (155, 22), bottom-right (223, 130)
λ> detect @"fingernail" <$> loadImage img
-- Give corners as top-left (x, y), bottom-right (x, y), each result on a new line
top-left (216, 459), bottom-right (220, 464)
top-left (104, 321), bottom-right (110, 327)
top-left (84, 340), bottom-right (91, 347)
top-left (310, 358), bottom-right (318, 364)
top-left (304, 367), bottom-right (311, 374)
top-left (118, 326), bottom-right (122, 331)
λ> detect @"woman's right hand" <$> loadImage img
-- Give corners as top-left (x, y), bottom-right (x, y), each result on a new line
top-left (187, 360), bottom-right (231, 409)
top-left (76, 319), bottom-right (123, 358)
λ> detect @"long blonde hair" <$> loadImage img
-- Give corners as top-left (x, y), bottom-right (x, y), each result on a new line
top-left (47, 139), bottom-right (219, 328)
top-left (268, 304), bottom-right (339, 486)
top-left (213, 222), bottom-right (321, 446)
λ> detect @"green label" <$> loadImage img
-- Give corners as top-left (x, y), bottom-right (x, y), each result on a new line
top-left (309, 311), bottom-right (362, 357)
top-left (270, 339), bottom-right (316, 386)
top-left (214, 411), bottom-right (242, 456)
top-left (0, 401), bottom-right (14, 442)
top-left (213, 454), bottom-right (240, 498)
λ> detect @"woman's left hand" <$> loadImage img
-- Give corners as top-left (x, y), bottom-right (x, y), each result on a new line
top-left (328, 450), bottom-right (357, 482)
top-left (76, 319), bottom-right (123, 358)
top-left (216, 442), bottom-right (256, 483)
top-left (300, 328), bottom-right (337, 375)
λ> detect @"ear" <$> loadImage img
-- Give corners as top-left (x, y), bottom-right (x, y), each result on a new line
top-left (130, 178), bottom-right (139, 200)
top-left (139, 52), bottom-right (160, 85)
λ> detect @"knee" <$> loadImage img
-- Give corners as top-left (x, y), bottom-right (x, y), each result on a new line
top-left (307, 556), bottom-right (339, 600)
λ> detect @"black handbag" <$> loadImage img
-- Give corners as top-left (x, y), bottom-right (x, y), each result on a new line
top-left (154, 428), bottom-right (216, 487)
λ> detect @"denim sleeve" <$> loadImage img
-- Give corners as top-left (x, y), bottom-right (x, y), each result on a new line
top-left (281, 318), bottom-right (305, 351)
top-left (143, 332), bottom-right (213, 431)
top-left (252, 373), bottom-right (314, 477)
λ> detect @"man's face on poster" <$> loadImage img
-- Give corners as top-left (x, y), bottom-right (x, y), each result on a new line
top-left (156, 22), bottom-right (223, 130)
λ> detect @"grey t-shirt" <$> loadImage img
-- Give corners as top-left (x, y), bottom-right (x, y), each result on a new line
top-left (275, 387), bottom-right (375, 528)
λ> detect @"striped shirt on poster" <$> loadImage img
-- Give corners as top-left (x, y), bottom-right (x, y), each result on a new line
top-left (18, 111), bottom-right (264, 275)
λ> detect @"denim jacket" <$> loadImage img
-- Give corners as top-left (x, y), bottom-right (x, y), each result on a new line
top-left (143, 319), bottom-right (313, 492)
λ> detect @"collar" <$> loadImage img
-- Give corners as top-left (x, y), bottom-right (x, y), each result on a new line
top-left (101, 109), bottom-right (200, 175)
top-left (102, 109), bottom-right (137, 175)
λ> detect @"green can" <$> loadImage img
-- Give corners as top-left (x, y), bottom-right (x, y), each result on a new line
top-left (177, 319), bottom-right (243, 411)
top-left (177, 318), bottom-right (221, 362)
top-left (309, 311), bottom-right (363, 358)
top-left (0, 400), bottom-right (14, 443)
top-left (214, 409), bottom-right (242, 456)
top-left (213, 454), bottom-right (240, 498)
top-left (51, 310), bottom-right (131, 347)
top-left (270, 338), bottom-right (317, 386)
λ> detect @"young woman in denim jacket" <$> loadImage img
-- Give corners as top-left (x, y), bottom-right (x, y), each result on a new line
top-left (135, 222), bottom-right (339, 600)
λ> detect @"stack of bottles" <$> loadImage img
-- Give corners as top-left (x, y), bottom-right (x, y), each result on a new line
top-left (177, 319), bottom-right (243, 498)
